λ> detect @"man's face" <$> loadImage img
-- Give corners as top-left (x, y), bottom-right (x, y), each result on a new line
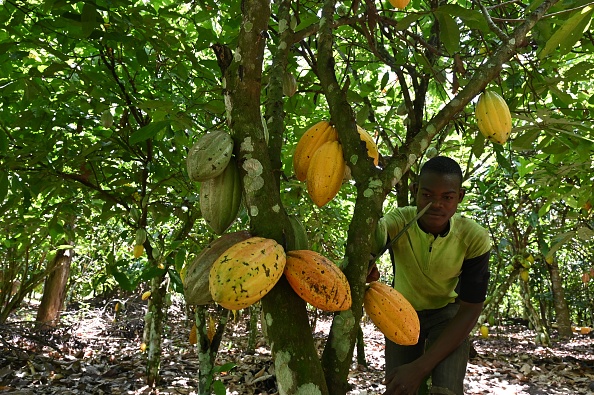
top-left (414, 171), bottom-right (465, 235)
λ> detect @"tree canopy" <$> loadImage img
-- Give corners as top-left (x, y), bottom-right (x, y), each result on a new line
top-left (1, 0), bottom-right (593, 393)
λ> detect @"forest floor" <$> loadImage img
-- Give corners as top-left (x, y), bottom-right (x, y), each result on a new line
top-left (1, 294), bottom-right (593, 395)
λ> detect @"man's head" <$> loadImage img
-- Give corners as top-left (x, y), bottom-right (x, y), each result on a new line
top-left (413, 156), bottom-right (465, 235)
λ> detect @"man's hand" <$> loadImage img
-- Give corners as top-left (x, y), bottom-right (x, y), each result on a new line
top-left (383, 301), bottom-right (484, 394)
top-left (383, 362), bottom-right (428, 394)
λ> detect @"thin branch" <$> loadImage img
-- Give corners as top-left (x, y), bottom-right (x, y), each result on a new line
top-left (476, 0), bottom-right (509, 41)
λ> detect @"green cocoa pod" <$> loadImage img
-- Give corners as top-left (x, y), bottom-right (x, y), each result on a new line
top-left (187, 130), bottom-right (234, 182)
top-left (200, 157), bottom-right (242, 235)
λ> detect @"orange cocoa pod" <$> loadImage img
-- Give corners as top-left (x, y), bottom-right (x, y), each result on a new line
top-left (284, 250), bottom-right (352, 312)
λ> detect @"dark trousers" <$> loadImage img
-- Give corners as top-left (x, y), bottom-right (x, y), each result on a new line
top-left (385, 303), bottom-right (469, 395)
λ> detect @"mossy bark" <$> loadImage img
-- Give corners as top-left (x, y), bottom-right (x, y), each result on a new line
top-left (215, 0), bottom-right (330, 392)
top-left (145, 272), bottom-right (168, 387)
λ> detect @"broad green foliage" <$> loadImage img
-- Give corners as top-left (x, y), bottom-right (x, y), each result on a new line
top-left (0, 0), bottom-right (593, 386)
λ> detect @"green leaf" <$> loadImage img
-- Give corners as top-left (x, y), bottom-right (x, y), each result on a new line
top-left (395, 13), bottom-right (423, 31)
top-left (548, 230), bottom-right (575, 256)
top-left (168, 267), bottom-right (183, 294)
top-left (174, 248), bottom-right (186, 271)
top-left (471, 133), bottom-right (485, 159)
top-left (213, 381), bottom-right (226, 395)
top-left (434, 11), bottom-right (460, 54)
top-left (577, 226), bottom-right (594, 241)
top-left (493, 144), bottom-right (512, 173)
top-left (112, 269), bottom-right (135, 291)
top-left (136, 47), bottom-right (149, 68)
top-left (81, 3), bottom-right (100, 37)
top-left (42, 62), bottom-right (70, 77)
top-left (0, 170), bottom-right (8, 203)
top-left (213, 362), bottom-right (236, 373)
top-left (129, 121), bottom-right (170, 144)
top-left (511, 129), bottom-right (540, 151)
top-left (538, 6), bottom-right (594, 59)
top-left (437, 4), bottom-right (487, 31)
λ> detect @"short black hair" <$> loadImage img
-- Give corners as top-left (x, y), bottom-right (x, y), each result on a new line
top-left (419, 156), bottom-right (463, 184)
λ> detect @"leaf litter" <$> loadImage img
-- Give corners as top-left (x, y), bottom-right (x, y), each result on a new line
top-left (1, 295), bottom-right (593, 394)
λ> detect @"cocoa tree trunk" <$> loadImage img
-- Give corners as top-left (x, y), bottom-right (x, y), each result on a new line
top-left (545, 254), bottom-right (573, 338)
top-left (145, 271), bottom-right (168, 387)
top-left (195, 305), bottom-right (230, 394)
top-left (36, 247), bottom-right (74, 327)
top-left (218, 0), bottom-right (330, 392)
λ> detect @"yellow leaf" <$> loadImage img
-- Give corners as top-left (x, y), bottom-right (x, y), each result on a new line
top-left (189, 324), bottom-right (197, 345)
top-left (207, 314), bottom-right (216, 343)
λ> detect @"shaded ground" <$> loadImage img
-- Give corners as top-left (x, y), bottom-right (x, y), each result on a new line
top-left (1, 295), bottom-right (593, 394)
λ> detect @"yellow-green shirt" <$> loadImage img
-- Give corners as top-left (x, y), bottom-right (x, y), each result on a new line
top-left (384, 206), bottom-right (492, 311)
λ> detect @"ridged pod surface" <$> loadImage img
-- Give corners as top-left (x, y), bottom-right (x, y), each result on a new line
top-left (209, 237), bottom-right (286, 310)
top-left (306, 140), bottom-right (346, 207)
top-left (200, 157), bottom-right (242, 235)
top-left (187, 130), bottom-right (234, 182)
top-left (183, 231), bottom-right (252, 305)
top-left (363, 281), bottom-right (420, 345)
top-left (356, 125), bottom-right (380, 166)
top-left (282, 73), bottom-right (298, 97)
top-left (388, 0), bottom-right (410, 9)
top-left (475, 91), bottom-right (512, 144)
top-left (284, 250), bottom-right (352, 311)
top-left (293, 121), bottom-right (338, 181)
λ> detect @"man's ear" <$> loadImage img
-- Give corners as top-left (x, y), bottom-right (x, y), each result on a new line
top-left (458, 188), bottom-right (466, 202)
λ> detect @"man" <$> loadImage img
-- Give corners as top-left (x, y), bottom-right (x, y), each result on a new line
top-left (370, 156), bottom-right (492, 395)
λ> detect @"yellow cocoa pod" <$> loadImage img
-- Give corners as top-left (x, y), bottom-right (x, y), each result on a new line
top-left (209, 237), bottom-right (286, 310)
top-left (388, 0), bottom-right (410, 9)
top-left (363, 281), bottom-right (420, 345)
top-left (293, 121), bottom-right (338, 181)
top-left (133, 244), bottom-right (144, 258)
top-left (475, 91), bottom-right (512, 144)
top-left (284, 250), bottom-right (352, 312)
top-left (306, 140), bottom-right (346, 208)
top-left (141, 291), bottom-right (151, 301)
top-left (480, 325), bottom-right (489, 339)
top-left (356, 125), bottom-right (379, 166)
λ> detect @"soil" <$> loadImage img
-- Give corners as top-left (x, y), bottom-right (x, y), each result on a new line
top-left (1, 295), bottom-right (593, 395)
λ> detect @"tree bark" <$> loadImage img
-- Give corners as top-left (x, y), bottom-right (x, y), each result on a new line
top-left (196, 305), bottom-right (230, 394)
top-left (36, 247), bottom-right (73, 327)
top-left (219, 0), bottom-right (330, 392)
top-left (145, 271), bottom-right (168, 387)
top-left (545, 255), bottom-right (573, 338)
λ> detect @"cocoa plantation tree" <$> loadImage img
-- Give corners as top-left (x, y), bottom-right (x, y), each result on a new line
top-left (200, 0), bottom-right (592, 393)
top-left (2, 0), bottom-right (594, 393)
top-left (0, 0), bottom-right (216, 386)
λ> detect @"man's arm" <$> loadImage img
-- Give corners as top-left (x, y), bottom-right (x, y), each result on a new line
top-left (384, 301), bottom-right (483, 394)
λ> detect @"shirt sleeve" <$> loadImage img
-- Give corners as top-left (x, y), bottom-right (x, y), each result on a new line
top-left (458, 250), bottom-right (490, 303)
